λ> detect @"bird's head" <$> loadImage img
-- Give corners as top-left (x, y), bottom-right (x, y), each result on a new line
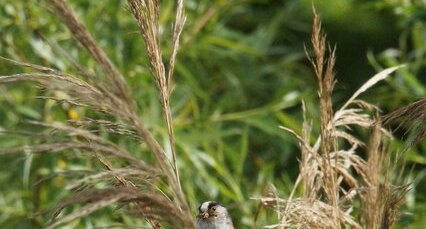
top-left (197, 201), bottom-right (228, 221)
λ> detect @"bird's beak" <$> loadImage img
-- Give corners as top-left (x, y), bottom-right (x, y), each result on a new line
top-left (198, 212), bottom-right (209, 219)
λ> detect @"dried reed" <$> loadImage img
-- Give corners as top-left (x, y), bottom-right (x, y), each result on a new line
top-left (0, 0), bottom-right (194, 228)
top-left (383, 97), bottom-right (426, 144)
top-left (258, 8), bottom-right (409, 229)
top-left (0, 1), bottom-right (414, 228)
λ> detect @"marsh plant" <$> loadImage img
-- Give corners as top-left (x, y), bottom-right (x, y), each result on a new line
top-left (0, 0), bottom-right (413, 228)
top-left (257, 9), bottom-right (411, 229)
top-left (1, 0), bottom-right (193, 228)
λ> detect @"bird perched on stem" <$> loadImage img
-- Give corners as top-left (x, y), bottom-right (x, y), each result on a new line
top-left (196, 201), bottom-right (234, 229)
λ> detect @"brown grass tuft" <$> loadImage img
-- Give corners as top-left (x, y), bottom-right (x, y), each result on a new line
top-left (262, 7), bottom-right (409, 229)
top-left (127, 0), bottom-right (186, 194)
top-left (0, 0), bottom-right (194, 228)
top-left (383, 97), bottom-right (426, 144)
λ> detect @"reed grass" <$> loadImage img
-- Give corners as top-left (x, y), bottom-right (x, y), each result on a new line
top-left (0, 1), bottom-right (413, 228)
top-left (383, 98), bottom-right (426, 144)
top-left (1, 0), bottom-right (193, 228)
top-left (257, 9), bottom-right (410, 229)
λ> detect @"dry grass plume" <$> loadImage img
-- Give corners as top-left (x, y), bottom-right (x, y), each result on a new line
top-left (257, 8), bottom-right (410, 229)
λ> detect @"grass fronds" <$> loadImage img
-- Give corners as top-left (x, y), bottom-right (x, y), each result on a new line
top-left (0, 1), bottom-right (414, 228)
top-left (127, 0), bottom-right (186, 196)
top-left (0, 0), bottom-right (194, 228)
top-left (262, 8), bottom-right (409, 229)
top-left (383, 97), bottom-right (426, 144)
top-left (358, 118), bottom-right (411, 228)
top-left (45, 187), bottom-right (190, 229)
top-left (47, 0), bottom-right (134, 107)
top-left (305, 9), bottom-right (339, 222)
top-left (258, 196), bottom-right (361, 229)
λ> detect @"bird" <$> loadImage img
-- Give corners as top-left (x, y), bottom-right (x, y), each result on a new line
top-left (196, 201), bottom-right (234, 229)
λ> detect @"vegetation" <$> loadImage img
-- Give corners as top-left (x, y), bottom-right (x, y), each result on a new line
top-left (0, 0), bottom-right (424, 228)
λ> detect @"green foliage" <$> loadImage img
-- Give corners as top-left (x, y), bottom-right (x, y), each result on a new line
top-left (0, 0), bottom-right (424, 228)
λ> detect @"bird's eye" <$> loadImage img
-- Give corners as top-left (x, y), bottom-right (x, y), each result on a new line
top-left (211, 206), bottom-right (216, 211)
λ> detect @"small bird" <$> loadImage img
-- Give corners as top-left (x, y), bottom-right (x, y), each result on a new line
top-left (196, 201), bottom-right (234, 229)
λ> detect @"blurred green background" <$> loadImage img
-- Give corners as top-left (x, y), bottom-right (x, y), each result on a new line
top-left (0, 0), bottom-right (425, 228)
